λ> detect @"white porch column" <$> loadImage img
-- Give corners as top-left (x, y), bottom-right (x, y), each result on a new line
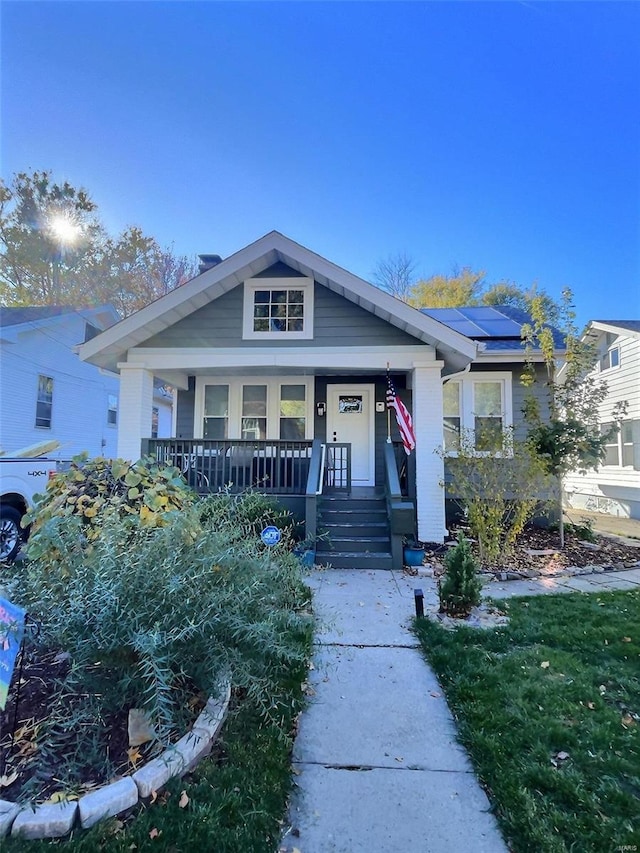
top-left (117, 364), bottom-right (154, 461)
top-left (412, 363), bottom-right (446, 544)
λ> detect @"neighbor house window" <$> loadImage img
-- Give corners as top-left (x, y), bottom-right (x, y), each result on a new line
top-left (151, 406), bottom-right (159, 439)
top-left (600, 347), bottom-right (620, 371)
top-left (242, 277), bottom-right (314, 340)
top-left (602, 420), bottom-right (635, 467)
top-left (442, 373), bottom-right (512, 453)
top-left (107, 394), bottom-right (118, 425)
top-left (203, 385), bottom-right (229, 439)
top-left (241, 385), bottom-right (267, 440)
top-left (279, 384), bottom-right (306, 440)
top-left (35, 375), bottom-right (53, 428)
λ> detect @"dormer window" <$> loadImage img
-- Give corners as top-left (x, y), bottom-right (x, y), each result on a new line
top-left (243, 277), bottom-right (314, 340)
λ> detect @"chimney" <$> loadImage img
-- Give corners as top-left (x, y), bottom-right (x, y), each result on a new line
top-left (198, 254), bottom-right (223, 274)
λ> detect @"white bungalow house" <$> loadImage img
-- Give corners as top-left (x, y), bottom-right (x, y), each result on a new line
top-left (0, 305), bottom-right (173, 460)
top-left (564, 320), bottom-right (640, 520)
top-left (78, 231), bottom-right (554, 568)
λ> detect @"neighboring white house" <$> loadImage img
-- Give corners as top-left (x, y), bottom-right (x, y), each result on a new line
top-left (0, 305), bottom-right (173, 460)
top-left (564, 320), bottom-right (640, 520)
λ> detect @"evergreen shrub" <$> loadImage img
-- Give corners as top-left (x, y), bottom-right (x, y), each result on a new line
top-left (439, 532), bottom-right (482, 617)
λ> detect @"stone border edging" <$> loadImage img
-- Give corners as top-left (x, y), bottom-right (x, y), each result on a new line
top-left (0, 682), bottom-right (231, 841)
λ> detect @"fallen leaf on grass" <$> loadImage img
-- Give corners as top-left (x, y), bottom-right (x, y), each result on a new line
top-left (149, 828), bottom-right (161, 839)
top-left (179, 790), bottom-right (189, 809)
top-left (622, 637), bottom-right (632, 643)
top-left (621, 714), bottom-right (636, 728)
top-left (540, 661), bottom-right (550, 669)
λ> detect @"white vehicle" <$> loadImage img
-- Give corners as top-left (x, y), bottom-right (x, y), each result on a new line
top-left (0, 458), bottom-right (58, 561)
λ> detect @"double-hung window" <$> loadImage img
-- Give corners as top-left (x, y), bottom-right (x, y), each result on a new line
top-left (442, 372), bottom-right (512, 453)
top-left (203, 385), bottom-right (229, 439)
top-left (107, 394), bottom-right (118, 426)
top-left (35, 375), bottom-right (53, 429)
top-left (602, 420), bottom-right (636, 468)
top-left (242, 277), bottom-right (314, 340)
top-left (197, 378), bottom-right (312, 440)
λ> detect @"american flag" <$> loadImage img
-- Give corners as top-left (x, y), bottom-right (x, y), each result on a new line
top-left (386, 372), bottom-right (416, 455)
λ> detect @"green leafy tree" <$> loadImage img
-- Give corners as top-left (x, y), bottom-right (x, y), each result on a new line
top-left (521, 289), bottom-right (626, 546)
top-left (0, 169), bottom-right (198, 314)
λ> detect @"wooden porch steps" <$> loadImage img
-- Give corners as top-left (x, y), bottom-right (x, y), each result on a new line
top-left (316, 491), bottom-right (393, 570)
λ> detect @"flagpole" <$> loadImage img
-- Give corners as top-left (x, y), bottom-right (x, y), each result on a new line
top-left (386, 362), bottom-right (392, 443)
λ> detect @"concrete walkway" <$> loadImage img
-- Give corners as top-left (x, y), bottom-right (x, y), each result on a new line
top-left (282, 564), bottom-right (640, 853)
top-left (282, 569), bottom-right (507, 853)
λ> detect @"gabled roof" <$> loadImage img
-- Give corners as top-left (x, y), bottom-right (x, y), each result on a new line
top-left (79, 231), bottom-right (477, 373)
top-left (0, 305), bottom-right (76, 327)
top-left (0, 304), bottom-right (120, 344)
top-left (422, 304), bottom-right (565, 356)
top-left (588, 320), bottom-right (640, 338)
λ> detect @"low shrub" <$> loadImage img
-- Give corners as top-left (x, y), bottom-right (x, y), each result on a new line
top-left (9, 485), bottom-right (313, 799)
top-left (439, 532), bottom-right (482, 617)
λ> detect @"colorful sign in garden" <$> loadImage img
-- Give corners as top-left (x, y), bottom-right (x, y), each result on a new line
top-left (0, 597), bottom-right (26, 711)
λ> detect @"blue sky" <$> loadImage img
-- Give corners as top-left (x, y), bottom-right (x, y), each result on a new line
top-left (2, 1), bottom-right (639, 328)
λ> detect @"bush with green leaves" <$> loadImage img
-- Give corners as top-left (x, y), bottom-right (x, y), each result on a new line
top-left (444, 428), bottom-right (550, 564)
top-left (439, 532), bottom-right (482, 617)
top-left (24, 454), bottom-right (194, 568)
top-left (9, 489), bottom-right (313, 799)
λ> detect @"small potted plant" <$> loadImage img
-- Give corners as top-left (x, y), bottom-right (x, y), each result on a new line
top-left (403, 537), bottom-right (425, 567)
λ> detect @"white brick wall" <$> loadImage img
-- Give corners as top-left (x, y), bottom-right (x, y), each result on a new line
top-left (412, 364), bottom-right (446, 543)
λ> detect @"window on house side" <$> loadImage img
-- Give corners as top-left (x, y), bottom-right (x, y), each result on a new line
top-left (601, 422), bottom-right (619, 466)
top-left (443, 382), bottom-right (461, 450)
top-left (151, 406), bottom-right (159, 440)
top-left (35, 375), bottom-right (53, 428)
top-left (203, 385), bottom-right (229, 439)
top-left (473, 382), bottom-right (503, 451)
top-left (600, 347), bottom-right (620, 371)
top-left (442, 374), bottom-right (511, 454)
top-left (107, 394), bottom-right (118, 426)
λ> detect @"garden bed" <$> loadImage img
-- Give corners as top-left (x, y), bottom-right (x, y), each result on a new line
top-left (421, 524), bottom-right (640, 580)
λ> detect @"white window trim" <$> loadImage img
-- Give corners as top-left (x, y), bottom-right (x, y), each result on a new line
top-left (443, 371), bottom-right (513, 455)
top-left (195, 376), bottom-right (314, 440)
top-left (107, 394), bottom-right (118, 427)
top-left (242, 277), bottom-right (314, 341)
top-left (599, 345), bottom-right (621, 373)
top-left (602, 420), bottom-right (634, 468)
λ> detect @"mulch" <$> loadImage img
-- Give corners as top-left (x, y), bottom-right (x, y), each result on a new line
top-left (423, 525), bottom-right (640, 579)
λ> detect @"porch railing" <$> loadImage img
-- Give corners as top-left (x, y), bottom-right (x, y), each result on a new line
top-left (144, 439), bottom-right (313, 495)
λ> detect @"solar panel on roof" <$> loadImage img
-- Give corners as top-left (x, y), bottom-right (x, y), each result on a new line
top-left (422, 306), bottom-right (524, 339)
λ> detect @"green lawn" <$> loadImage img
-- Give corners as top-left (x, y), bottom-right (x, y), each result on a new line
top-left (414, 590), bottom-right (640, 853)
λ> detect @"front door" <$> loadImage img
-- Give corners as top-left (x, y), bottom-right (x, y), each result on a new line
top-left (326, 384), bottom-right (375, 486)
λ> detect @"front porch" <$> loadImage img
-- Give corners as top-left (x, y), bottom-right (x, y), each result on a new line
top-left (144, 437), bottom-right (416, 569)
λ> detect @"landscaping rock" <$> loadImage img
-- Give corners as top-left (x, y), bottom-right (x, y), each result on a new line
top-left (78, 777), bottom-right (138, 829)
top-left (133, 728), bottom-right (211, 798)
top-left (12, 801), bottom-right (78, 839)
top-left (0, 800), bottom-right (20, 838)
top-left (194, 684), bottom-right (231, 740)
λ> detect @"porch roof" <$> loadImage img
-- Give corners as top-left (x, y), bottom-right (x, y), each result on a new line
top-left (78, 232), bottom-right (477, 375)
